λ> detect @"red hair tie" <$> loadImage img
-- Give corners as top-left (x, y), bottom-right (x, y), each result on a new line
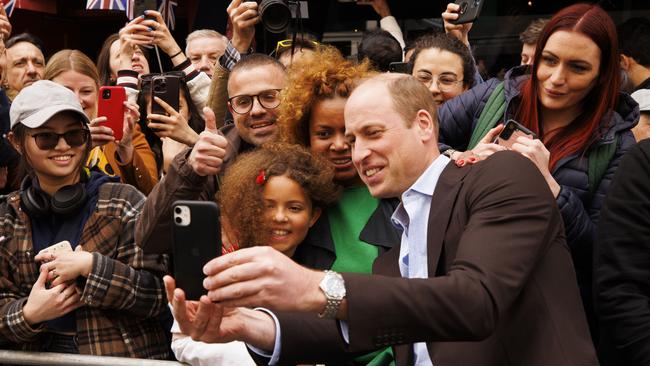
top-left (255, 170), bottom-right (266, 185)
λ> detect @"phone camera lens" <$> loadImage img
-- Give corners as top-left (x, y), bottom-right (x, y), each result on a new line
top-left (174, 207), bottom-right (182, 214)
top-left (175, 216), bottom-right (182, 224)
top-left (102, 89), bottom-right (111, 99)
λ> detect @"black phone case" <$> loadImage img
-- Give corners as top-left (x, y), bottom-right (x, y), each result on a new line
top-left (172, 200), bottom-right (221, 301)
top-left (134, 0), bottom-right (157, 17)
top-left (151, 75), bottom-right (180, 116)
top-left (451, 0), bottom-right (485, 24)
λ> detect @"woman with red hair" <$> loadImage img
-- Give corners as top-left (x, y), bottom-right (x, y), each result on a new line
top-left (437, 3), bottom-right (638, 339)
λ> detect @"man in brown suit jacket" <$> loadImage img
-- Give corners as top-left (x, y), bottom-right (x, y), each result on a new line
top-left (165, 74), bottom-right (598, 366)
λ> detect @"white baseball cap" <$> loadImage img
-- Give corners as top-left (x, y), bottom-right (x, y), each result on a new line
top-left (10, 80), bottom-right (90, 129)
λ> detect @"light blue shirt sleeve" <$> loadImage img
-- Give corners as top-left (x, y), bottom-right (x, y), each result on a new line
top-left (245, 308), bottom-right (282, 365)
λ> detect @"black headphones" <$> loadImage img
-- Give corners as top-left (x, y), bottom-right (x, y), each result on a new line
top-left (19, 171), bottom-right (88, 218)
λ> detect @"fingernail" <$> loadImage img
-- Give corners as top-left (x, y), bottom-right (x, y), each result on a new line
top-left (468, 157), bottom-right (477, 163)
top-left (456, 160), bottom-right (465, 167)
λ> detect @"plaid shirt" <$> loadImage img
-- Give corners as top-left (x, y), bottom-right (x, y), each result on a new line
top-left (0, 183), bottom-right (170, 358)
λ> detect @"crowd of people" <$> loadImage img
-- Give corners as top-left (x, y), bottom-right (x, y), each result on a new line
top-left (0, 0), bottom-right (649, 365)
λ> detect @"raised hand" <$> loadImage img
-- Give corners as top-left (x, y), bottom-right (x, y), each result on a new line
top-left (202, 246), bottom-right (325, 313)
top-left (442, 2), bottom-right (473, 47)
top-left (228, 0), bottom-right (260, 53)
top-left (147, 96), bottom-right (199, 146)
top-left (164, 275), bottom-right (276, 350)
top-left (89, 116), bottom-right (114, 148)
top-left (187, 107), bottom-right (228, 176)
top-left (116, 101), bottom-right (139, 164)
top-left (141, 10), bottom-right (185, 64)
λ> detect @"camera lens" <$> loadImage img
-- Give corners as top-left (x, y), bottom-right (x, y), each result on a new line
top-left (258, 0), bottom-right (291, 33)
top-left (102, 89), bottom-right (111, 99)
top-left (174, 207), bottom-right (182, 214)
top-left (175, 216), bottom-right (182, 224)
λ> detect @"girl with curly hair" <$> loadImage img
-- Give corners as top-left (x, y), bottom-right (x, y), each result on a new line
top-left (169, 142), bottom-right (339, 365)
top-left (278, 45), bottom-right (400, 365)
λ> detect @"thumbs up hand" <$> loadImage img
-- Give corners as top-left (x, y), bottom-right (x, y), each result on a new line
top-left (188, 107), bottom-right (228, 176)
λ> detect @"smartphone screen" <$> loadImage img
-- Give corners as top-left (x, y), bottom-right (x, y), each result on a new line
top-left (172, 201), bottom-right (221, 300)
top-left (97, 86), bottom-right (126, 141)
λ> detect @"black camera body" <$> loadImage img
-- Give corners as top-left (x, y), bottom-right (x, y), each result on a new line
top-left (258, 0), bottom-right (294, 33)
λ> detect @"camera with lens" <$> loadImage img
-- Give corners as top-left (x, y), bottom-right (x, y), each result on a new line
top-left (102, 88), bottom-right (111, 99)
top-left (258, 0), bottom-right (297, 33)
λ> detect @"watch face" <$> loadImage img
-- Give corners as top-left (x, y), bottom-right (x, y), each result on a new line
top-left (324, 273), bottom-right (346, 298)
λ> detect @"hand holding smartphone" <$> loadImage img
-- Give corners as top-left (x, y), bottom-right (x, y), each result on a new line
top-left (494, 120), bottom-right (537, 149)
top-left (449, 0), bottom-right (485, 25)
top-left (150, 74), bottom-right (181, 116)
top-left (172, 201), bottom-right (221, 300)
top-left (98, 86), bottom-right (126, 141)
top-left (36, 240), bottom-right (73, 262)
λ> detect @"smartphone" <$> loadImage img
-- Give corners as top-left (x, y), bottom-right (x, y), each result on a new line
top-left (389, 62), bottom-right (410, 74)
top-left (494, 119), bottom-right (537, 149)
top-left (134, 0), bottom-right (157, 18)
top-left (449, 0), bottom-right (485, 25)
top-left (172, 200), bottom-right (222, 301)
top-left (151, 74), bottom-right (180, 116)
top-left (98, 86), bottom-right (126, 141)
top-left (37, 240), bottom-right (73, 260)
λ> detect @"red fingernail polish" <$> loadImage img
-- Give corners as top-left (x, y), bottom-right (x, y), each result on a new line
top-left (456, 160), bottom-right (465, 167)
top-left (468, 157), bottom-right (476, 163)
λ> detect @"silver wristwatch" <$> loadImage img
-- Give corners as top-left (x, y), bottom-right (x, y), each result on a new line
top-left (318, 270), bottom-right (346, 319)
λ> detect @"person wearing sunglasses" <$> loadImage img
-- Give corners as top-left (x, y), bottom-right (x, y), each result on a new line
top-left (273, 36), bottom-right (319, 67)
top-left (1, 80), bottom-right (170, 358)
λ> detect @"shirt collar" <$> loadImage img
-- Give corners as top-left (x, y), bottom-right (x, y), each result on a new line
top-left (406, 154), bottom-right (451, 198)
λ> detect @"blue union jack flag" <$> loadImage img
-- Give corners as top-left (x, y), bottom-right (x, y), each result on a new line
top-left (2, 0), bottom-right (16, 17)
top-left (86, 0), bottom-right (127, 11)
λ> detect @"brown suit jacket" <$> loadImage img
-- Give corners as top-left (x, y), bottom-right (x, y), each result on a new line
top-left (272, 152), bottom-right (598, 366)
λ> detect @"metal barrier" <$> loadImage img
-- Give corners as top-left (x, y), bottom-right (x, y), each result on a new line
top-left (0, 350), bottom-right (186, 365)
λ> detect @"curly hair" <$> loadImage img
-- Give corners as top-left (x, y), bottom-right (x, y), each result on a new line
top-left (218, 143), bottom-right (340, 250)
top-left (278, 46), bottom-right (373, 146)
top-left (408, 33), bottom-right (477, 90)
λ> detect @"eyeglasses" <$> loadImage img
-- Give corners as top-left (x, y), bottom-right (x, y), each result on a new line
top-left (415, 73), bottom-right (464, 91)
top-left (228, 89), bottom-right (282, 114)
top-left (29, 129), bottom-right (90, 150)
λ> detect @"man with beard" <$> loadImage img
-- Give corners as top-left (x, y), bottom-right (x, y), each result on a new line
top-left (136, 54), bottom-right (287, 254)
top-left (3, 33), bottom-right (44, 101)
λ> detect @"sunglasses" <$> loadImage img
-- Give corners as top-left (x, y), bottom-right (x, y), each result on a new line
top-left (29, 129), bottom-right (90, 150)
top-left (271, 39), bottom-right (320, 57)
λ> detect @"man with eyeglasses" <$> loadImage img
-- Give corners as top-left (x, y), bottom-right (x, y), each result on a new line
top-left (136, 53), bottom-right (287, 254)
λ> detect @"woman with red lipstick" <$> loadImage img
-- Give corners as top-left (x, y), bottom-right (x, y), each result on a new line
top-left (437, 3), bottom-right (638, 340)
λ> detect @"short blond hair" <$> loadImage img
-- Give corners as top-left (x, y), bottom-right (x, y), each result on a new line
top-left (185, 29), bottom-right (227, 54)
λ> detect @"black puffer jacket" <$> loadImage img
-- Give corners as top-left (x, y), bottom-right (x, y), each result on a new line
top-left (438, 66), bottom-right (639, 336)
